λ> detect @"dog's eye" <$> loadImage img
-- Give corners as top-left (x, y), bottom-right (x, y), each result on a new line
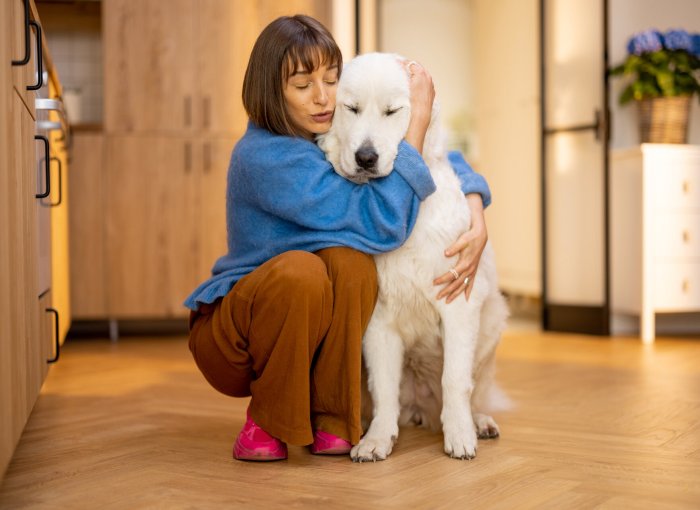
top-left (384, 107), bottom-right (402, 116)
top-left (345, 104), bottom-right (359, 114)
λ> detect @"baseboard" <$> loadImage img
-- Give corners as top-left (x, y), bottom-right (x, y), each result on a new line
top-left (68, 319), bottom-right (189, 339)
top-left (611, 312), bottom-right (700, 337)
top-left (544, 304), bottom-right (609, 336)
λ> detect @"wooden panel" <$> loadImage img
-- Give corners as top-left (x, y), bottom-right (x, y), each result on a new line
top-left (257, 0), bottom-right (330, 29)
top-left (47, 84), bottom-right (71, 342)
top-left (105, 135), bottom-right (198, 318)
top-left (10, 0), bottom-right (36, 117)
top-left (68, 132), bottom-right (107, 319)
top-left (197, 136), bottom-right (238, 281)
top-left (0, 89), bottom-right (43, 479)
top-left (1, 0), bottom-right (16, 478)
top-left (195, 0), bottom-right (258, 136)
top-left (103, 0), bottom-right (195, 133)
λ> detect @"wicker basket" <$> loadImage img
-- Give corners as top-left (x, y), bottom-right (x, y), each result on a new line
top-left (638, 96), bottom-right (691, 144)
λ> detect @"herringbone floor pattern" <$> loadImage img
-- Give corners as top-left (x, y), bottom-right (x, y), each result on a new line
top-left (1, 328), bottom-right (699, 509)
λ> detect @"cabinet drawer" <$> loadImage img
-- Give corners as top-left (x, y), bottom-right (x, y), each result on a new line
top-left (653, 262), bottom-right (700, 310)
top-left (646, 148), bottom-right (700, 210)
top-left (653, 212), bottom-right (700, 259)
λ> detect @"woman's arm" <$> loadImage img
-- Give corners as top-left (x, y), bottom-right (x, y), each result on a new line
top-left (448, 151), bottom-right (491, 207)
top-left (434, 193), bottom-right (488, 302)
top-left (234, 132), bottom-right (436, 252)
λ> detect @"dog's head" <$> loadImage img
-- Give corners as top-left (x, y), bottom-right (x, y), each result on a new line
top-left (318, 53), bottom-right (413, 184)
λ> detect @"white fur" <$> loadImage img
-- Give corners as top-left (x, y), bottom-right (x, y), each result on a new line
top-left (318, 53), bottom-right (509, 461)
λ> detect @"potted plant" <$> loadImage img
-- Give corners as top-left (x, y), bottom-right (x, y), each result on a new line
top-left (610, 29), bottom-right (700, 144)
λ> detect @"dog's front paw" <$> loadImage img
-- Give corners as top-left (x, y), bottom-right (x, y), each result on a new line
top-left (474, 413), bottom-right (500, 439)
top-left (443, 429), bottom-right (477, 460)
top-left (350, 435), bottom-right (396, 463)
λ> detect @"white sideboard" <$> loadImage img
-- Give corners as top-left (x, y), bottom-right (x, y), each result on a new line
top-left (611, 144), bottom-right (700, 343)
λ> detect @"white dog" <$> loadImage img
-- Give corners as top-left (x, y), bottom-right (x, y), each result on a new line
top-left (318, 53), bottom-right (509, 461)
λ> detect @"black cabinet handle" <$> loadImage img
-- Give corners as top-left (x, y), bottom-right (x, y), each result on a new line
top-left (11, 0), bottom-right (30, 66)
top-left (35, 135), bottom-right (50, 199)
top-left (46, 307), bottom-right (60, 364)
top-left (27, 21), bottom-right (44, 91)
top-left (48, 157), bottom-right (62, 207)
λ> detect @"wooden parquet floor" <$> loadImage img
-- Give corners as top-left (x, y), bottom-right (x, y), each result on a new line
top-left (1, 328), bottom-right (699, 509)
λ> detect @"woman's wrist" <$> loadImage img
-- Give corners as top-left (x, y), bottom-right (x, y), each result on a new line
top-left (466, 193), bottom-right (486, 233)
top-left (404, 116), bottom-right (429, 154)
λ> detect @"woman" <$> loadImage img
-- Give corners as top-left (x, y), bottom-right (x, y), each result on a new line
top-left (185, 14), bottom-right (491, 462)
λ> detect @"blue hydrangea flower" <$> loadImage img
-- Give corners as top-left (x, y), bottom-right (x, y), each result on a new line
top-left (693, 34), bottom-right (700, 56)
top-left (663, 29), bottom-right (692, 51)
top-left (627, 30), bottom-right (663, 55)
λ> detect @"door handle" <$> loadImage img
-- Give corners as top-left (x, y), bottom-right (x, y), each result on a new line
top-left (27, 21), bottom-right (44, 91)
top-left (46, 307), bottom-right (60, 364)
top-left (11, 0), bottom-right (30, 66)
top-left (35, 135), bottom-right (50, 199)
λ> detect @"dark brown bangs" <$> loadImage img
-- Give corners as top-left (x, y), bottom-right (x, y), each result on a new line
top-left (283, 29), bottom-right (342, 82)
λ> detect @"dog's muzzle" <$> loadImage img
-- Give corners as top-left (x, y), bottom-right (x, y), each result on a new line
top-left (355, 142), bottom-right (379, 175)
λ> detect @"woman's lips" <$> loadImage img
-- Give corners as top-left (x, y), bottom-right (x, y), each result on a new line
top-left (311, 111), bottom-right (333, 123)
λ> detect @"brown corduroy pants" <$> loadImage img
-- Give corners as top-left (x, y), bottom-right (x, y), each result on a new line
top-left (188, 247), bottom-right (377, 446)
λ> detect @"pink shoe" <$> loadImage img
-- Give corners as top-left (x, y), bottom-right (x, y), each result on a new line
top-left (310, 430), bottom-right (352, 455)
top-left (233, 411), bottom-right (288, 461)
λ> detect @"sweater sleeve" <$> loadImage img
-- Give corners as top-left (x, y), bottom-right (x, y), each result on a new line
top-left (235, 135), bottom-right (436, 247)
top-left (448, 151), bottom-right (492, 208)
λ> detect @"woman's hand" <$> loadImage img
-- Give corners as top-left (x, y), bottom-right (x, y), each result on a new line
top-left (434, 194), bottom-right (487, 303)
top-left (402, 60), bottom-right (435, 154)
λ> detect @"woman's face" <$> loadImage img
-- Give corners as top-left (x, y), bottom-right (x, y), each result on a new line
top-left (283, 62), bottom-right (338, 139)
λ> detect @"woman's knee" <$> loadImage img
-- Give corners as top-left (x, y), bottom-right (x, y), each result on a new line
top-left (267, 250), bottom-right (332, 301)
top-left (316, 247), bottom-right (377, 291)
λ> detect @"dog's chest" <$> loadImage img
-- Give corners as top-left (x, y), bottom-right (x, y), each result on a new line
top-left (373, 161), bottom-right (471, 349)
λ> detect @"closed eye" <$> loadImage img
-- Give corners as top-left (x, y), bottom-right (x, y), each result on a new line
top-left (384, 107), bottom-right (403, 116)
top-left (345, 104), bottom-right (359, 114)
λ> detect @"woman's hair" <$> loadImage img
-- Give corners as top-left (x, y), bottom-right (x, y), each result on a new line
top-left (242, 15), bottom-right (342, 137)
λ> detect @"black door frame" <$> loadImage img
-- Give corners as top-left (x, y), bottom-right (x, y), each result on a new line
top-left (540, 0), bottom-right (611, 335)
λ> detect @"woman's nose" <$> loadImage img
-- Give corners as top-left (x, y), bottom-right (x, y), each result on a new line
top-left (314, 83), bottom-right (328, 105)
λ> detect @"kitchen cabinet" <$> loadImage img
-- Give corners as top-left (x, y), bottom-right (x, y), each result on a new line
top-left (105, 135), bottom-right (200, 318)
top-left (103, 0), bottom-right (196, 134)
top-left (611, 144), bottom-right (700, 343)
top-left (195, 0), bottom-right (258, 135)
top-left (103, 0), bottom-right (327, 135)
top-left (83, 0), bottom-right (328, 321)
top-left (103, 135), bottom-right (236, 319)
top-left (1, 0), bottom-right (70, 478)
top-left (68, 131), bottom-right (107, 318)
top-left (10, 0), bottom-right (36, 117)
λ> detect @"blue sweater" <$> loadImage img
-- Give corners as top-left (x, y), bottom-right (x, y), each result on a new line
top-left (184, 122), bottom-right (491, 311)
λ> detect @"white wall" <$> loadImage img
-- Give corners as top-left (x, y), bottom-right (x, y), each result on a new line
top-left (379, 0), bottom-right (475, 154)
top-left (379, 0), bottom-right (541, 297)
top-left (471, 0), bottom-right (541, 296)
top-left (609, 0), bottom-right (700, 149)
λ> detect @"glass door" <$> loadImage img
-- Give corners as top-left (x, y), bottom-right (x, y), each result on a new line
top-left (541, 0), bottom-right (610, 334)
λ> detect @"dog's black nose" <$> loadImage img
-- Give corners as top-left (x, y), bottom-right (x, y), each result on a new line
top-left (355, 145), bottom-right (378, 170)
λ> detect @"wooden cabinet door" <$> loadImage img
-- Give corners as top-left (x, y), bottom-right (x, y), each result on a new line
top-left (257, 0), bottom-right (331, 28)
top-left (197, 136), bottom-right (238, 282)
top-left (105, 135), bottom-right (198, 318)
top-left (103, 0), bottom-right (195, 134)
top-left (47, 123), bottom-right (71, 343)
top-left (10, 0), bottom-right (36, 117)
top-left (195, 0), bottom-right (258, 136)
top-left (68, 132), bottom-right (107, 319)
top-left (1, 90), bottom-right (43, 478)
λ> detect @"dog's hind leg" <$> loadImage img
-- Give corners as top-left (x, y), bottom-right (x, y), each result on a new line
top-left (472, 291), bottom-right (509, 439)
top-left (350, 307), bottom-right (404, 462)
top-left (437, 299), bottom-right (480, 460)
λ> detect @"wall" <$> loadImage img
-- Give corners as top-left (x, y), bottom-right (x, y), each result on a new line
top-left (609, 0), bottom-right (700, 148)
top-left (379, 0), bottom-right (541, 297)
top-left (379, 0), bottom-right (476, 155)
top-left (471, 0), bottom-right (541, 297)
